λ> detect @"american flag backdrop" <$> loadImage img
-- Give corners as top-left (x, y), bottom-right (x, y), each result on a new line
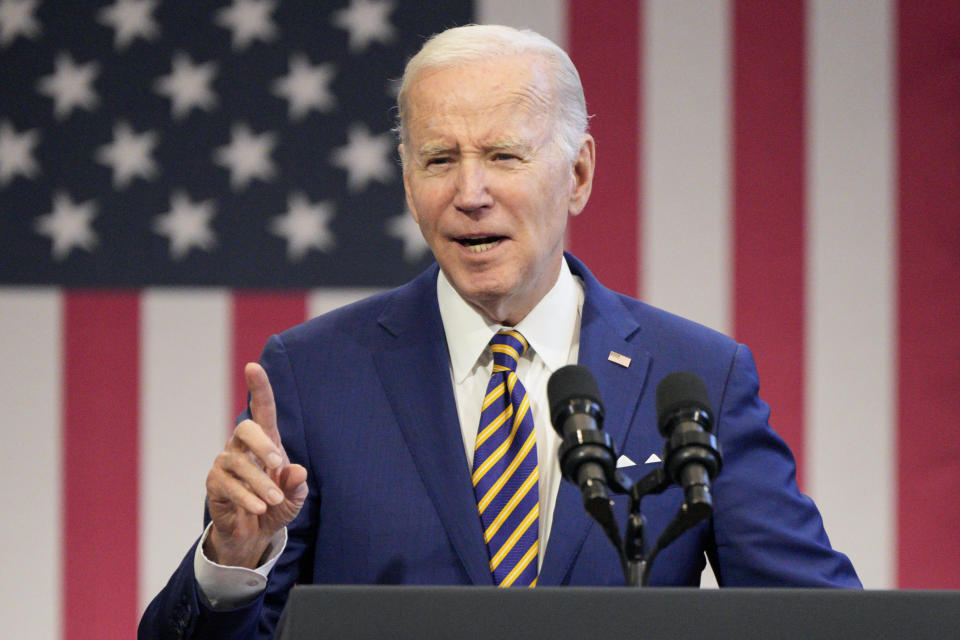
top-left (0, 0), bottom-right (957, 637)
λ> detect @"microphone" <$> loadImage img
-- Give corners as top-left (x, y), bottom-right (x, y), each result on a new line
top-left (548, 365), bottom-right (618, 506)
top-left (655, 372), bottom-right (722, 515)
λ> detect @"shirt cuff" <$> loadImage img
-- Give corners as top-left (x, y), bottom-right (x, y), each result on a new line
top-left (193, 523), bottom-right (287, 610)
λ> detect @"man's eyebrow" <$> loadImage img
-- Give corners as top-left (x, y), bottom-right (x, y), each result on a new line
top-left (413, 139), bottom-right (532, 158)
top-left (416, 143), bottom-right (456, 157)
top-left (486, 140), bottom-right (530, 154)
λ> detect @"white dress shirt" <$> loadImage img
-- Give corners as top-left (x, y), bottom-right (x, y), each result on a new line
top-left (195, 258), bottom-right (584, 607)
top-left (437, 258), bottom-right (583, 566)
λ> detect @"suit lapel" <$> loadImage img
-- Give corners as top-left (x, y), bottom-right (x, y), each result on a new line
top-left (539, 255), bottom-right (652, 585)
top-left (372, 268), bottom-right (493, 585)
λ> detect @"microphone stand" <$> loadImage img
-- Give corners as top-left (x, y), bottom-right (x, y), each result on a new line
top-left (622, 466), bottom-right (713, 586)
top-left (623, 466), bottom-right (669, 586)
top-left (550, 367), bottom-right (722, 587)
top-left (558, 433), bottom-right (720, 587)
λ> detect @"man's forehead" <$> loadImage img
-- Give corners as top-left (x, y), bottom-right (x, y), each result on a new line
top-left (405, 59), bottom-right (554, 146)
top-left (407, 55), bottom-right (553, 112)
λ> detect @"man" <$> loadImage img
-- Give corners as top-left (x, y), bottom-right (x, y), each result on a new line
top-left (140, 24), bottom-right (859, 638)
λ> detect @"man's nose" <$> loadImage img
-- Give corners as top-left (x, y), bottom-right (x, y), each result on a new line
top-left (453, 160), bottom-right (493, 212)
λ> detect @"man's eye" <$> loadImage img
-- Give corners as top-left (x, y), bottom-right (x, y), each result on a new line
top-left (425, 157), bottom-right (450, 167)
top-left (493, 153), bottom-right (517, 161)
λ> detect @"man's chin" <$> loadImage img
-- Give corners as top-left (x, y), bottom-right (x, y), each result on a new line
top-left (448, 277), bottom-right (513, 318)
top-left (444, 259), bottom-right (507, 294)
top-left (459, 284), bottom-right (511, 309)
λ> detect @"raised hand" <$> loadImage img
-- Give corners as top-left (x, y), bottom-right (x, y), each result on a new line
top-left (203, 362), bottom-right (308, 568)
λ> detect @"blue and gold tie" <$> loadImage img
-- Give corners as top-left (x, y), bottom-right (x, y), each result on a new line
top-left (472, 330), bottom-right (539, 586)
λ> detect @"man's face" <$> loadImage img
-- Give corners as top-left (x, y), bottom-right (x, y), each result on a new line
top-left (401, 54), bottom-right (594, 325)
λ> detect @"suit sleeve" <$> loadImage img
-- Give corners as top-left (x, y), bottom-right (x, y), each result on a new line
top-left (138, 333), bottom-right (320, 639)
top-left (707, 343), bottom-right (861, 587)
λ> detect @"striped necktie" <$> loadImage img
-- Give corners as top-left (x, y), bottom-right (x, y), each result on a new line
top-left (472, 329), bottom-right (539, 586)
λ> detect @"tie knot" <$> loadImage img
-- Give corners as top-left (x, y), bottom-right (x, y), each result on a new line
top-left (489, 330), bottom-right (528, 372)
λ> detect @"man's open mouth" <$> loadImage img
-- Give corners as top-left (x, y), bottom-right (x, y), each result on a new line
top-left (457, 236), bottom-right (504, 253)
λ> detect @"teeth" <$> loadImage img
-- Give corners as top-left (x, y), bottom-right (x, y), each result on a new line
top-left (465, 239), bottom-right (500, 253)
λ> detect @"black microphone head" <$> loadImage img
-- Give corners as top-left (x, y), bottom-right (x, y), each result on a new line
top-left (655, 372), bottom-right (712, 436)
top-left (548, 365), bottom-right (603, 428)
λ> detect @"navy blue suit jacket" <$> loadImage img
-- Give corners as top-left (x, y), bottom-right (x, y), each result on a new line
top-left (140, 254), bottom-right (859, 638)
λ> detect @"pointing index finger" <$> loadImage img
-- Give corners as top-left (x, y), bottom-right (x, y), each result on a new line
top-left (245, 362), bottom-right (279, 446)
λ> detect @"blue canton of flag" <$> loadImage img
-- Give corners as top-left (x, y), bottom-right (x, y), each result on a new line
top-left (0, 0), bottom-right (471, 287)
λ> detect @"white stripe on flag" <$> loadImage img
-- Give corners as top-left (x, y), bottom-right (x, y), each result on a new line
top-left (308, 289), bottom-right (386, 319)
top-left (643, 0), bottom-right (732, 333)
top-left (0, 289), bottom-right (62, 638)
top-left (140, 290), bottom-right (231, 612)
top-left (806, 0), bottom-right (896, 588)
top-left (477, 0), bottom-right (568, 48)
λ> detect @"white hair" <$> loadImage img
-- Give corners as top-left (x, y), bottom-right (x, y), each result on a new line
top-left (396, 24), bottom-right (589, 162)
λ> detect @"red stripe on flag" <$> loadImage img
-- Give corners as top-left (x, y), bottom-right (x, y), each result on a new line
top-left (731, 0), bottom-right (807, 484)
top-left (231, 292), bottom-right (308, 424)
top-left (63, 292), bottom-right (139, 638)
top-left (567, 0), bottom-right (641, 297)
top-left (896, 0), bottom-right (960, 588)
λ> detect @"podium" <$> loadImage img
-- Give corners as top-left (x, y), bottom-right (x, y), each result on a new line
top-left (276, 585), bottom-right (960, 639)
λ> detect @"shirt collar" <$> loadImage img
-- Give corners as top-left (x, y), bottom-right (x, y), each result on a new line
top-left (438, 257), bottom-right (583, 384)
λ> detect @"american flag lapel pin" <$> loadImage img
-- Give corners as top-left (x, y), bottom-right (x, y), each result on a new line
top-left (608, 351), bottom-right (631, 368)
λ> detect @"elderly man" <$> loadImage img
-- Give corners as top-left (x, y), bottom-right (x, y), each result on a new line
top-left (140, 24), bottom-right (859, 639)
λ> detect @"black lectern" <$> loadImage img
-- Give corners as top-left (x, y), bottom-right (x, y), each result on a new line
top-left (276, 585), bottom-right (960, 639)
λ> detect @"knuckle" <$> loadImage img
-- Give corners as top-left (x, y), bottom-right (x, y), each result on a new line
top-left (205, 468), bottom-right (222, 495)
top-left (214, 451), bottom-right (234, 470)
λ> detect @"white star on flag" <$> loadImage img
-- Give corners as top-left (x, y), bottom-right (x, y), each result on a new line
top-left (330, 122), bottom-right (395, 192)
top-left (154, 52), bottom-right (218, 120)
top-left (36, 52), bottom-right (100, 120)
top-left (0, 119), bottom-right (40, 185)
top-left (269, 191), bottom-right (335, 261)
top-left (386, 210), bottom-right (430, 262)
top-left (272, 54), bottom-right (336, 120)
top-left (331, 0), bottom-right (396, 52)
top-left (0, 0), bottom-right (42, 47)
top-left (152, 190), bottom-right (217, 260)
top-left (34, 191), bottom-right (98, 260)
top-left (95, 121), bottom-right (159, 188)
top-left (96, 0), bottom-right (159, 51)
top-left (213, 122), bottom-right (277, 190)
top-left (215, 0), bottom-right (277, 51)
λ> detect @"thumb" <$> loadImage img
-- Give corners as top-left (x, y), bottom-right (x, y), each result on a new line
top-left (279, 463), bottom-right (309, 501)
top-left (245, 362), bottom-right (279, 446)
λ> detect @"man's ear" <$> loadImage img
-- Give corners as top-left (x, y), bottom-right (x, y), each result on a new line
top-left (568, 134), bottom-right (595, 217)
